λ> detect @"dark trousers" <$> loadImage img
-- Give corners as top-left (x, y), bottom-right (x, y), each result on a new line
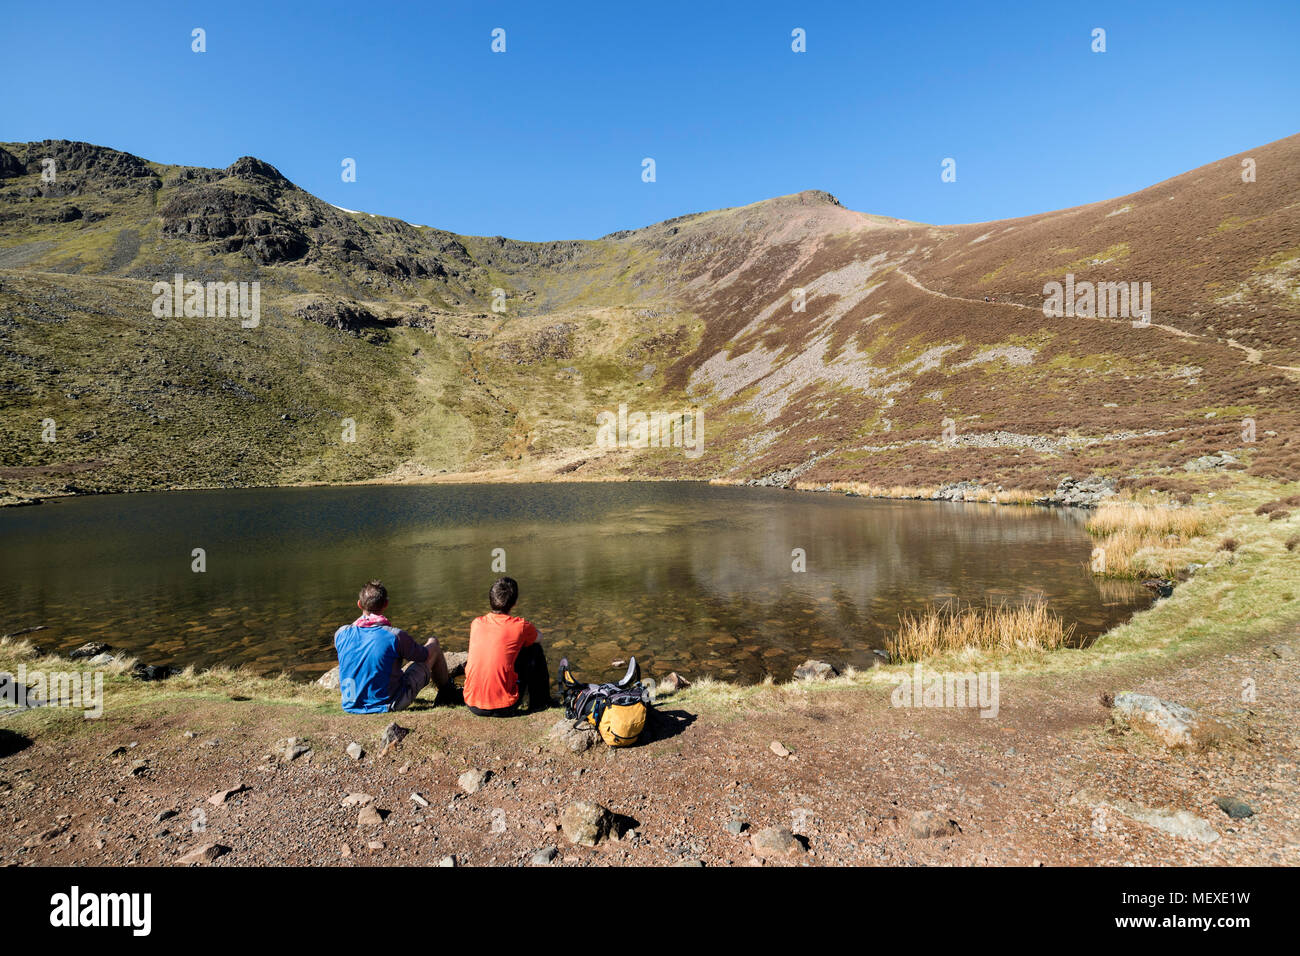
top-left (468, 643), bottom-right (551, 717)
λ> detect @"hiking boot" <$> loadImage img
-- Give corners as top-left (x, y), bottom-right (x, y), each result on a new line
top-left (433, 683), bottom-right (463, 708)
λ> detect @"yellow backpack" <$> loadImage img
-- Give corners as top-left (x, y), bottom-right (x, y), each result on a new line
top-left (559, 657), bottom-right (651, 747)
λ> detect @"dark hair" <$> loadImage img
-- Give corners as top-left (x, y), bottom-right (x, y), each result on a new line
top-left (358, 579), bottom-right (388, 612)
top-left (489, 576), bottom-right (518, 613)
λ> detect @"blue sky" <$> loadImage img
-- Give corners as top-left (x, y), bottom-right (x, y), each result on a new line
top-left (2, 0), bottom-right (1297, 240)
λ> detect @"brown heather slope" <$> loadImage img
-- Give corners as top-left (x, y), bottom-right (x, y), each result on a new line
top-left (0, 135), bottom-right (1297, 498)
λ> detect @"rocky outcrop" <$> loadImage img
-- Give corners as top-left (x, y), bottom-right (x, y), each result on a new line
top-left (1049, 475), bottom-right (1117, 508)
top-left (292, 297), bottom-right (382, 335)
top-left (1107, 692), bottom-right (1226, 750)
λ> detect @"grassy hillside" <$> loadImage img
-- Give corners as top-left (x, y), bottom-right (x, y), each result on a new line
top-left (1, 135), bottom-right (1297, 502)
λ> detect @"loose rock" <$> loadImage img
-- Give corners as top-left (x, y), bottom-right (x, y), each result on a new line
top-left (560, 801), bottom-right (613, 846)
top-left (793, 659), bottom-right (838, 681)
top-left (176, 842), bottom-right (227, 865)
top-left (750, 826), bottom-right (806, 859)
top-left (458, 769), bottom-right (491, 794)
top-left (909, 810), bottom-right (958, 839)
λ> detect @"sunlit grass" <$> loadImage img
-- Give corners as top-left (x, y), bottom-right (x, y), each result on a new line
top-left (887, 601), bottom-right (1077, 662)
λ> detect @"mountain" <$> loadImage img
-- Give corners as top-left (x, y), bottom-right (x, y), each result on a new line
top-left (1, 135), bottom-right (1297, 502)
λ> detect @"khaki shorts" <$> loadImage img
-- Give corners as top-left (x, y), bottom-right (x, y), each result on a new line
top-left (389, 659), bottom-right (432, 712)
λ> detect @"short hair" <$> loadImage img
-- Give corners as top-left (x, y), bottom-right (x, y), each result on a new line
top-left (358, 579), bottom-right (388, 612)
top-left (489, 576), bottom-right (518, 613)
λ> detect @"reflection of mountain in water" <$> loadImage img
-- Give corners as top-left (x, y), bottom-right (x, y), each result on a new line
top-left (0, 483), bottom-right (1147, 683)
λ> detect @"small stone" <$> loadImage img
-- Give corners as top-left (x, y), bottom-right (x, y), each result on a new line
top-left (380, 722), bottom-right (410, 747)
top-left (272, 737), bottom-right (312, 761)
top-left (438, 855), bottom-right (456, 867)
top-left (1268, 645), bottom-right (1296, 660)
top-left (175, 842), bottom-right (227, 865)
top-left (410, 792), bottom-right (430, 808)
top-left (458, 769), bottom-right (491, 794)
top-left (1213, 796), bottom-right (1255, 819)
top-left (341, 792), bottom-right (373, 807)
top-left (317, 667), bottom-right (341, 690)
top-left (340, 843), bottom-right (352, 858)
top-left (548, 718), bottom-right (599, 754)
top-left (357, 806), bottom-right (384, 827)
top-left (909, 810), bottom-right (958, 839)
top-left (531, 846), bottom-right (558, 865)
top-left (155, 809), bottom-right (178, 823)
top-left (367, 840), bottom-right (385, 852)
top-left (560, 801), bottom-right (613, 846)
top-left (770, 741), bottom-right (790, 758)
top-left (346, 742), bottom-right (365, 761)
top-left (69, 641), bottom-right (111, 660)
top-left (750, 826), bottom-right (805, 859)
top-left (793, 659), bottom-right (838, 681)
top-left (659, 672), bottom-right (691, 694)
top-left (182, 731), bottom-right (198, 739)
top-left (397, 762), bottom-right (411, 774)
top-left (674, 858), bottom-right (704, 867)
top-left (726, 820), bottom-right (747, 835)
top-left (207, 784), bottom-right (249, 806)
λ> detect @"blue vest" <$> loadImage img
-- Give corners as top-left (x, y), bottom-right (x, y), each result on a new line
top-left (333, 624), bottom-right (402, 714)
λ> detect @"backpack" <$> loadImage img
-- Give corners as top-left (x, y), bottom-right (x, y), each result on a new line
top-left (558, 656), bottom-right (651, 747)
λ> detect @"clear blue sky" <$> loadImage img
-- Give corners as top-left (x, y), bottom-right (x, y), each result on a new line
top-left (2, 0), bottom-right (1297, 240)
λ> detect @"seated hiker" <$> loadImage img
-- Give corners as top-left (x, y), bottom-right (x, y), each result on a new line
top-left (333, 579), bottom-right (455, 714)
top-left (464, 576), bottom-right (552, 716)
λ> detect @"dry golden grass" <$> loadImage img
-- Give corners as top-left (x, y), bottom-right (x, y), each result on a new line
top-left (1087, 502), bottom-right (1228, 578)
top-left (1088, 502), bottom-right (1225, 538)
top-left (888, 601), bottom-right (1077, 662)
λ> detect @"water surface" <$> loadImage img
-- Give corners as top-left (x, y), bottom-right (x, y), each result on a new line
top-left (0, 482), bottom-right (1149, 683)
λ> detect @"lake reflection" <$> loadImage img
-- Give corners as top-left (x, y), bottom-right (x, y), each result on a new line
top-left (0, 482), bottom-right (1149, 683)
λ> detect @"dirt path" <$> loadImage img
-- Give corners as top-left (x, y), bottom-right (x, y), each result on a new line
top-left (896, 268), bottom-right (1300, 375)
top-left (3, 628), bottom-right (1294, 867)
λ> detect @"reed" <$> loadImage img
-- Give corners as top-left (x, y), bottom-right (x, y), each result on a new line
top-left (888, 601), bottom-right (1077, 661)
top-left (1086, 502), bottom-right (1226, 578)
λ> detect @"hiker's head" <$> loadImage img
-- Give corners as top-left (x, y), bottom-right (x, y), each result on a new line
top-left (357, 579), bottom-right (388, 613)
top-left (489, 576), bottom-right (518, 614)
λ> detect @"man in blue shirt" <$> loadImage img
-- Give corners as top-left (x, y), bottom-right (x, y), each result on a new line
top-left (333, 579), bottom-right (454, 714)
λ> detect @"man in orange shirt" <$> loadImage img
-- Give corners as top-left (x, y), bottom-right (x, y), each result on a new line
top-left (464, 577), bottom-right (552, 716)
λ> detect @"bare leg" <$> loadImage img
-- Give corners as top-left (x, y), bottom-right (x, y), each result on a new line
top-left (425, 637), bottom-right (450, 689)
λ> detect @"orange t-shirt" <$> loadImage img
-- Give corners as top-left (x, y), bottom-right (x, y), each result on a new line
top-left (464, 613), bottom-right (538, 710)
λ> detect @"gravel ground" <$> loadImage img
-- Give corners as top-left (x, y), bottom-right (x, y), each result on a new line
top-left (2, 630), bottom-right (1295, 868)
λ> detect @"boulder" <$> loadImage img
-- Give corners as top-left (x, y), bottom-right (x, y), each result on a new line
top-left (1052, 475), bottom-right (1118, 507)
top-left (1109, 692), bottom-right (1222, 750)
top-left (560, 802), bottom-right (612, 846)
top-left (69, 641), bottom-right (111, 660)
